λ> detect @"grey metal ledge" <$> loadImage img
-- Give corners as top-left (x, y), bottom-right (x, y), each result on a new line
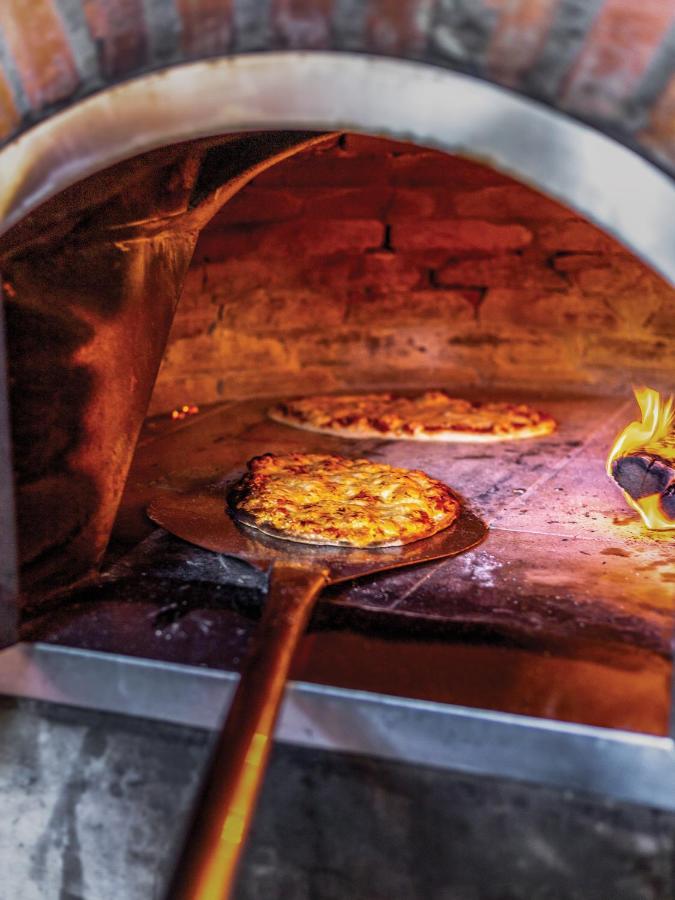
top-left (0, 642), bottom-right (673, 812)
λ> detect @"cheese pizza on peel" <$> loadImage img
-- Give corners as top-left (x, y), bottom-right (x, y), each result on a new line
top-left (269, 390), bottom-right (556, 442)
top-left (229, 453), bottom-right (460, 548)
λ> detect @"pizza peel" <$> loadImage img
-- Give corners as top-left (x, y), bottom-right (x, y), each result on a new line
top-left (148, 475), bottom-right (487, 900)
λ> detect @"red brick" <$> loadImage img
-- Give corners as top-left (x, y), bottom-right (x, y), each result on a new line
top-left (391, 220), bottom-right (532, 253)
top-left (646, 298), bottom-right (675, 337)
top-left (345, 290), bottom-right (475, 326)
top-left (574, 258), bottom-right (652, 294)
top-left (0, 68), bottom-right (18, 139)
top-left (551, 252), bottom-right (604, 273)
top-left (168, 328), bottom-right (293, 375)
top-left (456, 287), bottom-right (486, 309)
top-left (436, 254), bottom-right (566, 289)
top-left (169, 308), bottom-right (219, 341)
top-left (271, 0), bottom-right (333, 49)
top-left (194, 220), bottom-right (385, 261)
top-left (561, 0), bottom-right (675, 121)
top-left (490, 337), bottom-right (585, 384)
top-left (639, 74), bottom-right (675, 169)
top-left (604, 289), bottom-right (665, 334)
top-left (217, 288), bottom-right (348, 332)
top-left (83, 0), bottom-right (148, 78)
top-left (304, 250), bottom-right (426, 295)
top-left (582, 335), bottom-right (675, 372)
top-left (538, 221), bottom-right (620, 253)
top-left (365, 0), bottom-right (434, 55)
top-left (294, 326), bottom-right (453, 369)
top-left (183, 257), bottom-right (307, 298)
top-left (486, 0), bottom-right (559, 87)
top-left (178, 265), bottom-right (212, 309)
top-left (398, 248), bottom-right (459, 269)
top-left (385, 187), bottom-right (470, 220)
top-left (391, 153), bottom-right (510, 188)
top-left (387, 188), bottom-right (439, 220)
top-left (176, 0), bottom-right (233, 56)
top-left (481, 288), bottom-right (619, 331)
top-left (210, 188), bottom-right (304, 225)
top-left (454, 185), bottom-right (570, 221)
top-left (0, 0), bottom-right (80, 108)
top-left (295, 187), bottom-right (393, 219)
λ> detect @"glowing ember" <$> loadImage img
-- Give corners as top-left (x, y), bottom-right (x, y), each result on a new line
top-left (171, 403), bottom-right (199, 421)
top-left (607, 387), bottom-right (675, 531)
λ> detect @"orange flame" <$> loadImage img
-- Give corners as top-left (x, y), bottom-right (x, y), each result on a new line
top-left (607, 387), bottom-right (675, 531)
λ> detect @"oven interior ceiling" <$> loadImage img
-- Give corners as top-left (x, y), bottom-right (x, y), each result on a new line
top-left (4, 132), bottom-right (674, 738)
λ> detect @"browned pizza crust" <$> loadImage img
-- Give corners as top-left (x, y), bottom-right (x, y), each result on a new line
top-left (269, 390), bottom-right (556, 442)
top-left (229, 453), bottom-right (460, 548)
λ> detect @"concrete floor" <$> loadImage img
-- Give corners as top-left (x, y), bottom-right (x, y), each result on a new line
top-left (0, 696), bottom-right (673, 900)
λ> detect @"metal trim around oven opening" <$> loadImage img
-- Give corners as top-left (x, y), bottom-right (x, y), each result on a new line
top-left (0, 642), bottom-right (673, 812)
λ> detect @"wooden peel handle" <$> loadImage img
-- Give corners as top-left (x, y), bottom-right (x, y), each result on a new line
top-left (166, 563), bottom-right (329, 900)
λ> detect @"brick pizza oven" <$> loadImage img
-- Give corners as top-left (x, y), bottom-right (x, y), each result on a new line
top-left (0, 3), bottom-right (675, 899)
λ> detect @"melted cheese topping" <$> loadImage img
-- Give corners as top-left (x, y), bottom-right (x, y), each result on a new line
top-left (270, 390), bottom-right (556, 441)
top-left (231, 453), bottom-right (459, 547)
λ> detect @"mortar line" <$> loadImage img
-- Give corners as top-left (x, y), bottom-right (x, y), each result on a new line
top-left (387, 560), bottom-right (449, 610)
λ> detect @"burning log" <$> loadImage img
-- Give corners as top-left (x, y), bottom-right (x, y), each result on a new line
top-left (607, 388), bottom-right (675, 531)
top-left (610, 452), bottom-right (675, 519)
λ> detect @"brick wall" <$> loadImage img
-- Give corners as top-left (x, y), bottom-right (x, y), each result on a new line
top-left (1, 3), bottom-right (675, 176)
top-left (150, 134), bottom-right (675, 413)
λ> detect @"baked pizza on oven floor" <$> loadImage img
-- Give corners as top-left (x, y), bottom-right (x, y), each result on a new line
top-left (269, 390), bottom-right (556, 442)
top-left (229, 452), bottom-right (460, 547)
